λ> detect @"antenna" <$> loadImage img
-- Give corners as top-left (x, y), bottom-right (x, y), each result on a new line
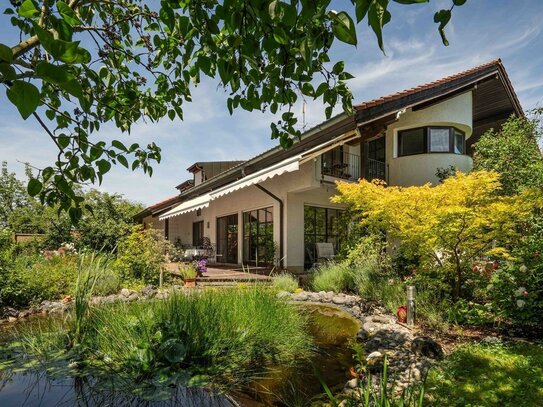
top-left (301, 101), bottom-right (307, 129)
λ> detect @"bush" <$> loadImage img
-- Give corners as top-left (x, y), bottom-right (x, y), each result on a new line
top-left (0, 254), bottom-right (78, 307)
top-left (272, 272), bottom-right (299, 293)
top-left (311, 261), bottom-right (353, 293)
top-left (113, 226), bottom-right (171, 285)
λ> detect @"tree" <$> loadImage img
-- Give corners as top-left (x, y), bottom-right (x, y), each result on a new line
top-left (76, 189), bottom-right (144, 252)
top-left (0, 161), bottom-right (29, 228)
top-left (333, 171), bottom-right (538, 299)
top-left (0, 0), bottom-right (467, 221)
top-left (473, 110), bottom-right (543, 196)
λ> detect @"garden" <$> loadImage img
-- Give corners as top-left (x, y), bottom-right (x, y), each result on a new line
top-left (1, 113), bottom-right (543, 406)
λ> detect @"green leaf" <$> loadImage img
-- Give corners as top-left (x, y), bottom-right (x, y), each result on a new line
top-left (96, 159), bottom-right (111, 175)
top-left (33, 24), bottom-right (91, 64)
top-left (112, 140), bottom-right (127, 151)
top-left (332, 11), bottom-right (357, 46)
top-left (273, 27), bottom-right (289, 45)
top-left (42, 167), bottom-right (54, 182)
top-left (36, 62), bottom-right (83, 98)
top-left (355, 0), bottom-right (372, 23)
top-left (453, 0), bottom-right (467, 5)
top-left (58, 134), bottom-right (70, 149)
top-left (368, 2), bottom-right (391, 52)
top-left (434, 9), bottom-right (451, 46)
top-left (18, 0), bottom-right (39, 18)
top-left (0, 44), bottom-right (13, 63)
top-left (0, 63), bottom-right (16, 81)
top-left (393, 0), bottom-right (429, 4)
top-left (117, 155), bottom-right (129, 168)
top-left (69, 206), bottom-right (82, 224)
top-left (27, 178), bottom-right (42, 196)
top-left (6, 80), bottom-right (40, 119)
top-left (56, 1), bottom-right (81, 26)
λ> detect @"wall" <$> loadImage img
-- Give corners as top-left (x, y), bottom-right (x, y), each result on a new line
top-left (386, 91), bottom-right (474, 186)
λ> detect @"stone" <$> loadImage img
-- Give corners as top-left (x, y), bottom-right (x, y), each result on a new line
top-left (332, 296), bottom-right (347, 305)
top-left (411, 336), bottom-right (444, 360)
top-left (8, 316), bottom-right (17, 323)
top-left (1, 307), bottom-right (18, 318)
top-left (141, 285), bottom-right (157, 298)
top-left (345, 378), bottom-right (358, 389)
top-left (292, 292), bottom-right (308, 302)
top-left (481, 335), bottom-right (501, 345)
top-left (356, 327), bottom-right (371, 341)
top-left (120, 288), bottom-right (131, 297)
top-left (18, 310), bottom-right (30, 319)
top-left (276, 291), bottom-right (291, 299)
top-left (372, 315), bottom-right (391, 324)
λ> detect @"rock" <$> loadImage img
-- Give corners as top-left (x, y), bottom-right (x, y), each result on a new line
top-left (292, 292), bottom-right (308, 302)
top-left (332, 296), bottom-right (347, 305)
top-left (276, 291), bottom-right (291, 299)
top-left (372, 315), bottom-right (391, 324)
top-left (127, 292), bottom-right (140, 301)
top-left (411, 336), bottom-right (444, 360)
top-left (18, 310), bottom-right (30, 319)
top-left (8, 316), bottom-right (17, 323)
top-left (120, 288), bottom-right (131, 297)
top-left (481, 335), bottom-right (501, 345)
top-left (367, 351), bottom-right (384, 374)
top-left (141, 285), bottom-right (157, 298)
top-left (356, 327), bottom-right (371, 341)
top-left (1, 307), bottom-right (19, 318)
top-left (367, 351), bottom-right (383, 361)
top-left (345, 378), bottom-right (358, 389)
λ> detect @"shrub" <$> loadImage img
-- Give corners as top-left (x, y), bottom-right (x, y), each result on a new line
top-left (113, 226), bottom-right (171, 285)
top-left (272, 272), bottom-right (299, 293)
top-left (311, 261), bottom-right (353, 293)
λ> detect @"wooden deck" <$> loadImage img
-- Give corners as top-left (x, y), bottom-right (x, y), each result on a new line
top-left (165, 262), bottom-right (273, 286)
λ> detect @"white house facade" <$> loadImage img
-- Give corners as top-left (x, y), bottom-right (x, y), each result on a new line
top-left (135, 60), bottom-right (523, 273)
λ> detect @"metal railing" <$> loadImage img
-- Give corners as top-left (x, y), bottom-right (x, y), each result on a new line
top-left (321, 151), bottom-right (361, 181)
top-left (366, 158), bottom-right (387, 182)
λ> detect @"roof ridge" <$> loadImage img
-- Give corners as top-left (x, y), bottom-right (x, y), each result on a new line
top-left (354, 59), bottom-right (503, 110)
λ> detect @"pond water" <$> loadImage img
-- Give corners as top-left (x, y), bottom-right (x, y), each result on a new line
top-left (0, 304), bottom-right (360, 406)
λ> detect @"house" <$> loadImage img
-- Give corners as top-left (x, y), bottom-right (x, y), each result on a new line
top-left (135, 59), bottom-right (523, 273)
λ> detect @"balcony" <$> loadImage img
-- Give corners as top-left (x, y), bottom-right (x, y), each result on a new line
top-left (366, 158), bottom-right (387, 182)
top-left (321, 151), bottom-right (360, 182)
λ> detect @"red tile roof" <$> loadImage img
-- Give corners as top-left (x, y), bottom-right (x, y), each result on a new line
top-left (149, 195), bottom-right (180, 210)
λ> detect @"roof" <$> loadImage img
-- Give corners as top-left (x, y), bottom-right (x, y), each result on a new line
top-left (137, 59), bottom-right (522, 219)
top-left (186, 161), bottom-right (244, 175)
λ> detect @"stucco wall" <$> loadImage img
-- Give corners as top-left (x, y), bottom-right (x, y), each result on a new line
top-left (386, 91), bottom-right (474, 186)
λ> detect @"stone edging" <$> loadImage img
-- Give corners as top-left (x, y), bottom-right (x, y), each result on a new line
top-left (279, 290), bottom-right (444, 400)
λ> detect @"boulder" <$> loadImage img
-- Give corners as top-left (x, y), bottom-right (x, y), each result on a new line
top-left (141, 285), bottom-right (157, 298)
top-left (120, 288), bottom-right (131, 297)
top-left (411, 336), bottom-right (444, 360)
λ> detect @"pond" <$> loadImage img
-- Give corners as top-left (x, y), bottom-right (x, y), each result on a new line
top-left (0, 304), bottom-right (360, 406)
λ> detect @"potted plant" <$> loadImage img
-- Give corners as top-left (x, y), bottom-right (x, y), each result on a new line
top-left (178, 263), bottom-right (198, 288)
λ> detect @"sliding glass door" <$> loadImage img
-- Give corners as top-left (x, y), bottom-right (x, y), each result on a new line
top-left (216, 214), bottom-right (238, 264)
top-left (243, 207), bottom-right (274, 266)
top-left (304, 206), bottom-right (344, 269)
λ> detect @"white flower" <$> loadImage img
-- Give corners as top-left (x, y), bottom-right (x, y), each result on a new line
top-left (516, 299), bottom-right (526, 309)
top-left (519, 265), bottom-right (528, 273)
top-left (514, 287), bottom-right (526, 297)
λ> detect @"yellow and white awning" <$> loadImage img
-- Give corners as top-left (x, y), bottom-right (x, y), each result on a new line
top-left (159, 193), bottom-right (211, 220)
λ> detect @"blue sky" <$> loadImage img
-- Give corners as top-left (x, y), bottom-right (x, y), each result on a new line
top-left (1, 0), bottom-right (542, 206)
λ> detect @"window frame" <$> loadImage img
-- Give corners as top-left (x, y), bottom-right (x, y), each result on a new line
top-left (397, 126), bottom-right (466, 157)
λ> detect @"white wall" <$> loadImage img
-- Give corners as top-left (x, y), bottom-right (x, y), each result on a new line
top-left (386, 91), bottom-right (474, 186)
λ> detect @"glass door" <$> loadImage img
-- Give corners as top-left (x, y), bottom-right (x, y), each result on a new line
top-left (216, 214), bottom-right (238, 264)
top-left (192, 221), bottom-right (204, 247)
top-left (243, 207), bottom-right (274, 266)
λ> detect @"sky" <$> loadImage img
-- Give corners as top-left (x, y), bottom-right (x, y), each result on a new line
top-left (1, 0), bottom-right (542, 206)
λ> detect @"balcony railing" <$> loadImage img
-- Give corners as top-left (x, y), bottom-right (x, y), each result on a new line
top-left (321, 151), bottom-right (360, 181)
top-left (366, 158), bottom-right (387, 182)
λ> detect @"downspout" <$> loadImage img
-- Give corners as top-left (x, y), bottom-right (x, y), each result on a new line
top-left (254, 184), bottom-right (284, 270)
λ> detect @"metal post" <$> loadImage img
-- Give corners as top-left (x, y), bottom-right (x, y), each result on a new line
top-left (407, 285), bottom-right (416, 326)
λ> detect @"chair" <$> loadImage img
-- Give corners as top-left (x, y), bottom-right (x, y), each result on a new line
top-left (315, 242), bottom-right (335, 262)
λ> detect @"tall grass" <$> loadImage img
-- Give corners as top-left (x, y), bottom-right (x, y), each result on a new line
top-left (272, 272), bottom-right (299, 293)
top-left (85, 289), bottom-right (311, 386)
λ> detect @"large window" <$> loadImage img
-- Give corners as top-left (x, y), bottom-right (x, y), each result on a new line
top-left (243, 207), bottom-right (274, 266)
top-left (192, 221), bottom-right (204, 247)
top-left (216, 214), bottom-right (238, 264)
top-left (304, 206), bottom-right (344, 269)
top-left (398, 126), bottom-right (465, 157)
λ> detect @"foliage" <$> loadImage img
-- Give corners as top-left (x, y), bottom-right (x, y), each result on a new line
top-left (311, 261), bottom-right (354, 293)
top-left (426, 342), bottom-right (543, 406)
top-left (473, 110), bottom-right (543, 196)
top-left (0, 161), bottom-right (30, 229)
top-left (177, 262), bottom-right (197, 280)
top-left (486, 215), bottom-right (543, 327)
top-left (0, 254), bottom-right (77, 307)
top-left (272, 272), bottom-right (299, 293)
top-left (333, 171), bottom-right (539, 299)
top-left (0, 1), bottom-right (465, 218)
top-left (75, 190), bottom-right (144, 252)
top-left (435, 165), bottom-right (457, 183)
top-left (114, 226), bottom-right (171, 285)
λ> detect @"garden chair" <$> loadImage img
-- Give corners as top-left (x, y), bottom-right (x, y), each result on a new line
top-left (315, 242), bottom-right (335, 262)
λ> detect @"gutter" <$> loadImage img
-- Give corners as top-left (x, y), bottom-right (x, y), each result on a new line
top-left (254, 184), bottom-right (284, 270)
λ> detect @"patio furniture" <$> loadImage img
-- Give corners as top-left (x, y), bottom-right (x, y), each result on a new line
top-left (315, 242), bottom-right (335, 262)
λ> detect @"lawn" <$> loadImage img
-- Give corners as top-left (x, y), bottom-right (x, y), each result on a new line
top-left (426, 342), bottom-right (543, 407)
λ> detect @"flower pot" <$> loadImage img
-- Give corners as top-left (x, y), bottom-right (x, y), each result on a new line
top-left (184, 278), bottom-right (197, 288)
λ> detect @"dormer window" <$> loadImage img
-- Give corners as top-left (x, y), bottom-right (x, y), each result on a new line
top-left (398, 126), bottom-right (465, 157)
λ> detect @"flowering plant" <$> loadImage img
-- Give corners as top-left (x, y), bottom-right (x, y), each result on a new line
top-left (194, 258), bottom-right (208, 276)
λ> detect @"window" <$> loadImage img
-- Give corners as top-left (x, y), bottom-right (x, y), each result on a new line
top-left (398, 128), bottom-right (425, 156)
top-left (243, 207), bottom-right (274, 266)
top-left (304, 206), bottom-right (345, 269)
top-left (429, 128), bottom-right (450, 152)
top-left (398, 126), bottom-right (465, 156)
top-left (192, 221), bottom-right (204, 247)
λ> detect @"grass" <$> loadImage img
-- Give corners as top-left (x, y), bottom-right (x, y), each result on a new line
top-left (312, 261), bottom-right (353, 293)
top-left (426, 342), bottom-right (543, 406)
top-left (16, 287), bottom-right (312, 391)
top-left (272, 272), bottom-right (299, 293)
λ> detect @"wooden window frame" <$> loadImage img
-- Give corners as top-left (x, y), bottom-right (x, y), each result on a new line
top-left (398, 126), bottom-right (466, 157)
